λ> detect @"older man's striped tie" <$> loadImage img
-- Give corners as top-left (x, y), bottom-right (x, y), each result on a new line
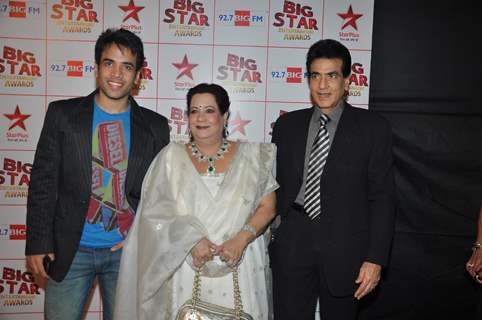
top-left (304, 114), bottom-right (330, 220)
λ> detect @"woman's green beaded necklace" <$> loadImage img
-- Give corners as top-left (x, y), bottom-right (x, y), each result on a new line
top-left (190, 139), bottom-right (230, 175)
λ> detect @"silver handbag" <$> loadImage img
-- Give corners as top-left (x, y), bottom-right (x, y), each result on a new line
top-left (175, 268), bottom-right (254, 320)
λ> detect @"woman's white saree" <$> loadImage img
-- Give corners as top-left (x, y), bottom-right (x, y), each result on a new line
top-left (114, 142), bottom-right (278, 320)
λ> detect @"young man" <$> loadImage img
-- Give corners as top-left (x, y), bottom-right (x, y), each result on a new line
top-left (25, 28), bottom-right (170, 319)
top-left (270, 39), bottom-right (396, 320)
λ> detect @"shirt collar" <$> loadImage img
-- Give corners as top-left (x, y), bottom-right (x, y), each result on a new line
top-left (312, 100), bottom-right (344, 123)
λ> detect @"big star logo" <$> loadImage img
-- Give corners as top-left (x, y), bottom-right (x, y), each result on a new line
top-left (134, 60), bottom-right (153, 93)
top-left (163, 0), bottom-right (209, 37)
top-left (4, 106), bottom-right (30, 131)
top-left (50, 0), bottom-right (99, 33)
top-left (229, 111), bottom-right (251, 137)
top-left (272, 1), bottom-right (318, 40)
top-left (168, 106), bottom-right (189, 142)
top-left (0, 156), bottom-right (31, 201)
top-left (119, 0), bottom-right (145, 23)
top-left (337, 5), bottom-right (363, 31)
top-left (172, 54), bottom-right (198, 80)
top-left (348, 62), bottom-right (369, 99)
top-left (1, 46), bottom-right (40, 76)
top-left (0, 157), bottom-right (31, 189)
top-left (163, 0), bottom-right (209, 26)
top-left (0, 266), bottom-right (40, 298)
top-left (216, 53), bottom-right (262, 94)
top-left (217, 54), bottom-right (261, 83)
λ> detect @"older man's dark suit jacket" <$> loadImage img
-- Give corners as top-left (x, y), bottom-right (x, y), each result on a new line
top-left (271, 102), bottom-right (395, 296)
top-left (25, 90), bottom-right (170, 282)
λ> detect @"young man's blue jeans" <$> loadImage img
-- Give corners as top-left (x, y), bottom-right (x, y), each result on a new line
top-left (44, 246), bottom-right (122, 320)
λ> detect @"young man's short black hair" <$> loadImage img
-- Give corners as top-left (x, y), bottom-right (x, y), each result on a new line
top-left (306, 39), bottom-right (352, 78)
top-left (95, 28), bottom-right (145, 71)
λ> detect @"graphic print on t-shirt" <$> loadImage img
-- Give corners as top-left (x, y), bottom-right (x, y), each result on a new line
top-left (87, 121), bottom-right (134, 237)
top-left (86, 120), bottom-right (134, 237)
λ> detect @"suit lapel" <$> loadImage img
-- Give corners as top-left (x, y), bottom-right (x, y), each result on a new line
top-left (125, 98), bottom-right (149, 194)
top-left (72, 91), bottom-right (96, 195)
top-left (293, 108), bottom-right (313, 182)
top-left (322, 103), bottom-right (357, 179)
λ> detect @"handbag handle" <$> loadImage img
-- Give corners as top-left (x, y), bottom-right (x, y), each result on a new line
top-left (191, 267), bottom-right (244, 320)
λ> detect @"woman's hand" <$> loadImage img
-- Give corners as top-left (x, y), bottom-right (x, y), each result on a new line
top-left (219, 233), bottom-right (251, 267)
top-left (191, 237), bottom-right (219, 268)
top-left (467, 206), bottom-right (482, 283)
top-left (466, 245), bottom-right (482, 283)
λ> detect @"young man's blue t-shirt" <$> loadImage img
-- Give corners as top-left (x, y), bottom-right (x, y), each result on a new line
top-left (80, 101), bottom-right (134, 248)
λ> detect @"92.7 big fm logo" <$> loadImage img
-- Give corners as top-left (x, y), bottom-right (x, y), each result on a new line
top-left (218, 10), bottom-right (264, 27)
top-left (49, 60), bottom-right (95, 78)
top-left (0, 1), bottom-right (41, 18)
top-left (0, 224), bottom-right (26, 240)
top-left (270, 67), bottom-right (308, 83)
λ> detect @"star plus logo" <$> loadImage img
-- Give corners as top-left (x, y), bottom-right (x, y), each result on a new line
top-left (229, 111), bottom-right (251, 136)
top-left (172, 54), bottom-right (198, 80)
top-left (4, 106), bottom-right (30, 131)
top-left (337, 5), bottom-right (363, 31)
top-left (119, 0), bottom-right (145, 23)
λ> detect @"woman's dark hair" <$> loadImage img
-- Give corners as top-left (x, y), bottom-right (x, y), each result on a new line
top-left (95, 28), bottom-right (145, 71)
top-left (306, 39), bottom-right (352, 78)
top-left (187, 83), bottom-right (230, 115)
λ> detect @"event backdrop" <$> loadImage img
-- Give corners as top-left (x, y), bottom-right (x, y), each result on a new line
top-left (0, 0), bottom-right (373, 318)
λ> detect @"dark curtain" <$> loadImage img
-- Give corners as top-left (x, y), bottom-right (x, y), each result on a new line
top-left (360, 1), bottom-right (482, 319)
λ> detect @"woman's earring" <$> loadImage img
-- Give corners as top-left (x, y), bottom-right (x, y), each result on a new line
top-left (224, 123), bottom-right (229, 137)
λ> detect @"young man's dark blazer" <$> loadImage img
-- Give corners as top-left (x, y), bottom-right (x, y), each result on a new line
top-left (271, 101), bottom-right (396, 296)
top-left (25, 90), bottom-right (170, 282)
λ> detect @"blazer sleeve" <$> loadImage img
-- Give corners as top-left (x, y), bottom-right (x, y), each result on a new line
top-left (365, 115), bottom-right (396, 266)
top-left (25, 102), bottom-right (62, 255)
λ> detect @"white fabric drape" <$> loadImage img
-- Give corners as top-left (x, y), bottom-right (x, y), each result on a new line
top-left (114, 142), bottom-right (278, 320)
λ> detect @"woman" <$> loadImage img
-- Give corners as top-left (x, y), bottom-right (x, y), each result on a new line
top-left (114, 83), bottom-right (278, 319)
top-left (466, 204), bottom-right (482, 284)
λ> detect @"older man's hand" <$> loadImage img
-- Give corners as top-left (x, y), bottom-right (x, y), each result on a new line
top-left (354, 261), bottom-right (381, 299)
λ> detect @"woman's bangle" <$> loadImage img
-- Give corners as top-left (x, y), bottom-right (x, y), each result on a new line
top-left (241, 223), bottom-right (257, 238)
top-left (472, 242), bottom-right (482, 251)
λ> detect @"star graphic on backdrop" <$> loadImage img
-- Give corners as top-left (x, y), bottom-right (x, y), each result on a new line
top-left (337, 5), bottom-right (363, 30)
top-left (172, 54), bottom-right (198, 80)
top-left (229, 111), bottom-right (251, 136)
top-left (119, 0), bottom-right (145, 23)
top-left (4, 105), bottom-right (31, 131)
